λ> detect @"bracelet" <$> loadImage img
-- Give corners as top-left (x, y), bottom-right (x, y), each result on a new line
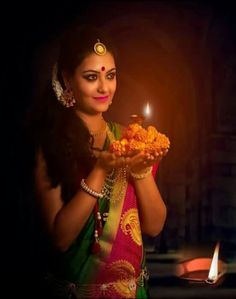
top-left (80, 179), bottom-right (104, 199)
top-left (130, 167), bottom-right (152, 180)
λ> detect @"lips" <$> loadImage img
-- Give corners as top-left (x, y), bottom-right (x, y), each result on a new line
top-left (93, 95), bottom-right (109, 102)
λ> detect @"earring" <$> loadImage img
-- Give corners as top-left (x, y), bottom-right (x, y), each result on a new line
top-left (60, 88), bottom-right (76, 108)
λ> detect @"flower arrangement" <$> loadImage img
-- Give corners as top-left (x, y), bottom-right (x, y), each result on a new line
top-left (109, 123), bottom-right (170, 156)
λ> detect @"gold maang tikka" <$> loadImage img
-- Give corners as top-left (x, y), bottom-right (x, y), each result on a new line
top-left (94, 39), bottom-right (107, 55)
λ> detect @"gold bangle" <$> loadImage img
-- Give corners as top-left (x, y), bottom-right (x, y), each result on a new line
top-left (130, 167), bottom-right (152, 180)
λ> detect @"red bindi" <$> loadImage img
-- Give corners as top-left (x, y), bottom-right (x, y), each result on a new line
top-left (101, 66), bottom-right (105, 71)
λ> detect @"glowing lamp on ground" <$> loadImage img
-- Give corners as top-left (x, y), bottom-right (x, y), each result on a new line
top-left (176, 242), bottom-right (227, 286)
top-left (206, 242), bottom-right (222, 284)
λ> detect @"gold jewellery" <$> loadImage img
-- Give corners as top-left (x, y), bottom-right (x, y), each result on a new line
top-left (89, 119), bottom-right (107, 137)
top-left (130, 167), bottom-right (152, 180)
top-left (94, 39), bottom-right (107, 56)
top-left (52, 63), bottom-right (76, 108)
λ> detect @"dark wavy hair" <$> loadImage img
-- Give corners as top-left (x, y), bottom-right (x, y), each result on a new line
top-left (26, 24), bottom-right (117, 202)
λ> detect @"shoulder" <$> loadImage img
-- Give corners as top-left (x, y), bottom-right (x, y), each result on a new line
top-left (107, 121), bottom-right (126, 139)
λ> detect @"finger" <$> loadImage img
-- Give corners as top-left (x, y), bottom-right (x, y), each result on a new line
top-left (112, 153), bottom-right (118, 160)
top-left (163, 148), bottom-right (169, 156)
top-left (130, 152), bottom-right (143, 164)
top-left (125, 157), bottom-right (131, 163)
top-left (143, 152), bottom-right (154, 163)
top-left (126, 150), bottom-right (138, 157)
top-left (115, 156), bottom-right (125, 168)
top-left (121, 156), bottom-right (127, 166)
top-left (145, 152), bottom-right (151, 159)
top-left (133, 155), bottom-right (146, 165)
top-left (124, 157), bottom-right (130, 167)
top-left (133, 149), bottom-right (142, 156)
top-left (153, 152), bottom-right (158, 158)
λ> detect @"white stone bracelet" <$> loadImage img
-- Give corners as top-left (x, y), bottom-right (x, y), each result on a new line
top-left (80, 179), bottom-right (104, 199)
top-left (130, 167), bottom-right (152, 180)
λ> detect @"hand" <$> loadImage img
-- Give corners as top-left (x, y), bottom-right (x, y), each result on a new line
top-left (95, 151), bottom-right (131, 172)
top-left (144, 148), bottom-right (169, 165)
top-left (129, 148), bottom-right (168, 174)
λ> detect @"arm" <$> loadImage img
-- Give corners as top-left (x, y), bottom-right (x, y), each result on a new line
top-left (34, 149), bottom-right (129, 252)
top-left (133, 172), bottom-right (167, 237)
top-left (129, 152), bottom-right (167, 237)
top-left (34, 150), bottom-right (107, 252)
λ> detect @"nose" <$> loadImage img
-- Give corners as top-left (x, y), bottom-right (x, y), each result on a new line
top-left (97, 77), bottom-right (108, 94)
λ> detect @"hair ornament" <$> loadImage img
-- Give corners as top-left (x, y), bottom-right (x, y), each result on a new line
top-left (52, 63), bottom-right (76, 108)
top-left (94, 39), bottom-right (107, 56)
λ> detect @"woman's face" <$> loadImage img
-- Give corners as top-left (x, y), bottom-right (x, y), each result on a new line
top-left (68, 51), bottom-right (116, 115)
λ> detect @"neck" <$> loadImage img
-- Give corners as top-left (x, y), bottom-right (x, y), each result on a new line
top-left (75, 111), bottom-right (105, 133)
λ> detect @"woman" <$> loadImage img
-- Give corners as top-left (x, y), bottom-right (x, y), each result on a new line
top-left (30, 24), bottom-right (167, 298)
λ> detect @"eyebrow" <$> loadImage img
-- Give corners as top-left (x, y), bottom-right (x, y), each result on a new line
top-left (82, 68), bottom-right (116, 74)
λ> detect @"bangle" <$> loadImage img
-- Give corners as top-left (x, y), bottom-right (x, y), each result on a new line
top-left (130, 167), bottom-right (152, 180)
top-left (80, 179), bottom-right (104, 199)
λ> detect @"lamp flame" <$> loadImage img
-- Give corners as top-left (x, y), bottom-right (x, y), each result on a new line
top-left (207, 242), bottom-right (220, 282)
top-left (144, 102), bottom-right (151, 118)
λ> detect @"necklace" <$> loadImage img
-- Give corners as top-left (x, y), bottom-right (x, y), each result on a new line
top-left (91, 124), bottom-right (128, 254)
top-left (89, 120), bottom-right (107, 137)
top-left (101, 125), bottom-right (128, 204)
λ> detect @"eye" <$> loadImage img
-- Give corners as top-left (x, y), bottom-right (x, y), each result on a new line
top-left (106, 72), bottom-right (116, 80)
top-left (84, 74), bottom-right (97, 81)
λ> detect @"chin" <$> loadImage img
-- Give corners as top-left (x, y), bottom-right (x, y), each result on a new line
top-left (95, 104), bottom-right (110, 113)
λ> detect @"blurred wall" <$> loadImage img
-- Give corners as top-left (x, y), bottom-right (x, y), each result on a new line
top-left (4, 2), bottom-right (236, 284)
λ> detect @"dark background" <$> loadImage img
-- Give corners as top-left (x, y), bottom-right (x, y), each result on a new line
top-left (3, 1), bottom-right (236, 298)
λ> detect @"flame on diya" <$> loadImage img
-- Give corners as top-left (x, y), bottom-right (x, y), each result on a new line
top-left (176, 242), bottom-right (227, 287)
top-left (130, 102), bottom-right (151, 126)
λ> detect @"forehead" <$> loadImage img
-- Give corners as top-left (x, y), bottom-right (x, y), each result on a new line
top-left (78, 52), bottom-right (115, 71)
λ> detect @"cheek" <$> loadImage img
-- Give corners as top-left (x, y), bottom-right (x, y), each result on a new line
top-left (111, 80), bottom-right (117, 94)
top-left (74, 81), bottom-right (96, 98)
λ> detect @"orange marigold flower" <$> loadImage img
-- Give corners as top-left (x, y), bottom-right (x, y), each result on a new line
top-left (110, 123), bottom-right (170, 156)
top-left (129, 139), bottom-right (146, 151)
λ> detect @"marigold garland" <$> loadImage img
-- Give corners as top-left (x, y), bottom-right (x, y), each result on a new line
top-left (109, 123), bottom-right (170, 156)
